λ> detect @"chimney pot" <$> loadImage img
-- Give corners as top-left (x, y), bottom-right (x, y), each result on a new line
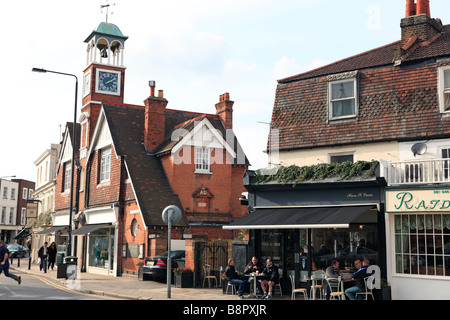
top-left (149, 80), bottom-right (156, 97)
top-left (158, 90), bottom-right (164, 98)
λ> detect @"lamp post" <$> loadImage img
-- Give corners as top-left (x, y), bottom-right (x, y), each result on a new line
top-left (32, 68), bottom-right (78, 256)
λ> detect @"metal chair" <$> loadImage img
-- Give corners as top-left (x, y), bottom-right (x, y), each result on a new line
top-left (226, 281), bottom-right (236, 295)
top-left (326, 276), bottom-right (346, 300)
top-left (203, 264), bottom-right (217, 288)
top-left (310, 271), bottom-right (325, 299)
top-left (289, 275), bottom-right (308, 300)
top-left (356, 275), bottom-right (375, 300)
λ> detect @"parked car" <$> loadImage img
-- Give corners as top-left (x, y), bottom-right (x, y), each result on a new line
top-left (7, 243), bottom-right (30, 258)
top-left (142, 250), bottom-right (185, 282)
top-left (317, 246), bottom-right (378, 268)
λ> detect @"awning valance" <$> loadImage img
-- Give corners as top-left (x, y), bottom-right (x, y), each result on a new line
top-left (35, 226), bottom-right (69, 235)
top-left (223, 205), bottom-right (375, 230)
top-left (71, 223), bottom-right (112, 235)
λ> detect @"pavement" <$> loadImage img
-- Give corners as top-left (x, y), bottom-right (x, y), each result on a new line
top-left (10, 260), bottom-right (290, 300)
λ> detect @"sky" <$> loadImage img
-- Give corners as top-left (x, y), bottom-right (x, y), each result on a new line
top-left (1, 0), bottom-right (450, 182)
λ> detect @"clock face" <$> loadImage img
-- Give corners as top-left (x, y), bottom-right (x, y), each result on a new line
top-left (97, 70), bottom-right (119, 94)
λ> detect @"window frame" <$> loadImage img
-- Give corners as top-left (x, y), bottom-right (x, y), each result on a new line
top-left (195, 147), bottom-right (211, 174)
top-left (99, 147), bottom-right (112, 183)
top-left (328, 77), bottom-right (358, 121)
top-left (438, 66), bottom-right (450, 113)
top-left (394, 213), bottom-right (450, 277)
top-left (63, 162), bottom-right (71, 192)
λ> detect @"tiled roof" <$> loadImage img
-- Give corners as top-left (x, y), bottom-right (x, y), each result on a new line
top-left (102, 103), bottom-right (249, 226)
top-left (271, 23), bottom-right (450, 151)
top-left (103, 104), bottom-right (189, 227)
top-left (279, 25), bottom-right (450, 84)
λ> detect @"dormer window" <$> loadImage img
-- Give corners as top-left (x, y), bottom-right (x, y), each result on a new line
top-left (328, 71), bottom-right (358, 120)
top-left (329, 79), bottom-right (357, 119)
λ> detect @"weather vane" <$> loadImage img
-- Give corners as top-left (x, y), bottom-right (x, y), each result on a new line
top-left (100, 0), bottom-right (115, 23)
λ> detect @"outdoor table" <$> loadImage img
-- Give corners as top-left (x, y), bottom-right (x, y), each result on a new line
top-left (245, 272), bottom-right (265, 299)
top-left (300, 276), bottom-right (318, 300)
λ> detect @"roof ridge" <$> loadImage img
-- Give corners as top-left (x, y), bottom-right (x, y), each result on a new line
top-left (278, 40), bottom-right (401, 83)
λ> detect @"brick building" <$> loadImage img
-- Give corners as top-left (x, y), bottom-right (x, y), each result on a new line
top-left (226, 0), bottom-right (450, 299)
top-left (51, 21), bottom-right (249, 277)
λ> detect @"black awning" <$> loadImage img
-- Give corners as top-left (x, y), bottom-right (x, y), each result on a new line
top-left (223, 205), bottom-right (375, 230)
top-left (35, 226), bottom-right (69, 235)
top-left (71, 223), bottom-right (112, 235)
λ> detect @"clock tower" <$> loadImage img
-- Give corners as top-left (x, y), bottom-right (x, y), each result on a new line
top-left (79, 21), bottom-right (128, 159)
top-left (82, 22), bottom-right (128, 106)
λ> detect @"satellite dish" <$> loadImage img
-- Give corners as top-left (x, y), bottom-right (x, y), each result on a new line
top-left (162, 205), bottom-right (182, 225)
top-left (411, 143), bottom-right (427, 157)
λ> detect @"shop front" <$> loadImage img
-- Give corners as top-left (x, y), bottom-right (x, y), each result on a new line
top-left (224, 171), bottom-right (387, 290)
top-left (73, 205), bottom-right (119, 276)
top-left (386, 187), bottom-right (450, 299)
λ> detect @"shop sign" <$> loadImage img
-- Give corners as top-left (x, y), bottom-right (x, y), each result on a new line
top-left (386, 189), bottom-right (450, 212)
top-left (26, 202), bottom-right (38, 218)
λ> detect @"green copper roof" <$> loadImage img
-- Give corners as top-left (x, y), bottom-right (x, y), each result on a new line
top-left (95, 22), bottom-right (128, 39)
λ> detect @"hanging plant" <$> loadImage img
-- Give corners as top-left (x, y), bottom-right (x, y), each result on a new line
top-left (255, 160), bottom-right (378, 185)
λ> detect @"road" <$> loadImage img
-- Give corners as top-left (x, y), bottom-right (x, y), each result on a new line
top-left (0, 270), bottom-right (111, 300)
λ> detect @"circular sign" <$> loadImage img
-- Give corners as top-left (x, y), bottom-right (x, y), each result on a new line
top-left (162, 205), bottom-right (182, 225)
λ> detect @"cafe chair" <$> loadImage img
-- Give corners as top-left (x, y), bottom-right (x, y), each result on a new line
top-left (327, 276), bottom-right (345, 300)
top-left (274, 282), bottom-right (283, 298)
top-left (203, 264), bottom-right (217, 288)
top-left (289, 275), bottom-right (308, 300)
top-left (356, 275), bottom-right (375, 300)
top-left (310, 271), bottom-right (325, 299)
top-left (226, 281), bottom-right (237, 295)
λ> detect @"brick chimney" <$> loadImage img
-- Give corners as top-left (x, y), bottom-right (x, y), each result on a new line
top-left (215, 93), bottom-right (234, 130)
top-left (401, 0), bottom-right (442, 48)
top-left (144, 81), bottom-right (168, 152)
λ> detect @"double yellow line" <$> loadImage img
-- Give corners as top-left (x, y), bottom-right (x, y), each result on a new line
top-left (31, 275), bottom-right (92, 297)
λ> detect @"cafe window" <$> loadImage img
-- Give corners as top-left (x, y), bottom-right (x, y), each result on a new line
top-left (394, 214), bottom-right (450, 276)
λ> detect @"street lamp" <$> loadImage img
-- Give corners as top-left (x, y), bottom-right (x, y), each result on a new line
top-left (32, 67), bottom-right (78, 256)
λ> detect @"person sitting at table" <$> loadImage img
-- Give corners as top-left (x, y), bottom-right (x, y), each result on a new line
top-left (325, 258), bottom-right (343, 300)
top-left (344, 258), bottom-right (369, 300)
top-left (260, 257), bottom-right (280, 300)
top-left (244, 256), bottom-right (264, 294)
top-left (225, 258), bottom-right (246, 299)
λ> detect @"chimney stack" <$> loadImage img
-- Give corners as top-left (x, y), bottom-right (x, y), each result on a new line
top-left (215, 93), bottom-right (234, 130)
top-left (144, 82), bottom-right (168, 152)
top-left (400, 0), bottom-right (442, 49)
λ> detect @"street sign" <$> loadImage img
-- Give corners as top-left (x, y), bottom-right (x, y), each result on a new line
top-left (162, 205), bottom-right (182, 298)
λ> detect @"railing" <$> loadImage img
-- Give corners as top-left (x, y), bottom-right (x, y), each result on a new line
top-left (388, 158), bottom-right (450, 186)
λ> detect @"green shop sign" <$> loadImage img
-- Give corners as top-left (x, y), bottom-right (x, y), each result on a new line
top-left (386, 189), bottom-right (450, 212)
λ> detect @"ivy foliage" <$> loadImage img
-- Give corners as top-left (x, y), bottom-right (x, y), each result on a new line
top-left (255, 160), bottom-right (378, 185)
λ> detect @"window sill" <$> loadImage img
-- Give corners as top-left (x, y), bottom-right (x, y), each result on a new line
top-left (194, 170), bottom-right (212, 175)
top-left (97, 180), bottom-right (111, 188)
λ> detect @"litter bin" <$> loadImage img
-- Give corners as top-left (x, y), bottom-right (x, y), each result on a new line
top-left (64, 256), bottom-right (78, 280)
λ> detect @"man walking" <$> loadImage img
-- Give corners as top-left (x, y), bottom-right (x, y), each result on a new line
top-left (0, 240), bottom-right (22, 284)
top-left (38, 242), bottom-right (48, 271)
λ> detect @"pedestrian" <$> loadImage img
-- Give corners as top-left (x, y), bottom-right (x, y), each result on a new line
top-left (260, 257), bottom-right (280, 300)
top-left (225, 258), bottom-right (246, 299)
top-left (47, 242), bottom-right (57, 270)
top-left (38, 242), bottom-right (48, 271)
top-left (0, 240), bottom-right (21, 284)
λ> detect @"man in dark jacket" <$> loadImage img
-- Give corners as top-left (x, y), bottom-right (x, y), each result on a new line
top-left (260, 257), bottom-right (280, 300)
top-left (225, 258), bottom-right (246, 299)
top-left (244, 256), bottom-right (264, 294)
top-left (345, 258), bottom-right (369, 300)
top-left (38, 242), bottom-right (48, 271)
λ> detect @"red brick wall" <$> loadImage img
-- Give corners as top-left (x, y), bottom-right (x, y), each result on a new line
top-left (87, 145), bottom-right (122, 206)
